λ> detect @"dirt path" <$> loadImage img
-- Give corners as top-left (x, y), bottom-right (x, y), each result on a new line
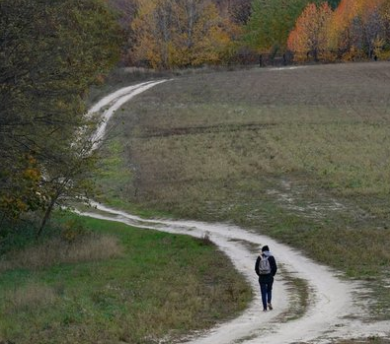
top-left (89, 80), bottom-right (168, 150)
top-left (84, 80), bottom-right (390, 344)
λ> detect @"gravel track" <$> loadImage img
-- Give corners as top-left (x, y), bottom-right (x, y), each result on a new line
top-left (82, 78), bottom-right (390, 344)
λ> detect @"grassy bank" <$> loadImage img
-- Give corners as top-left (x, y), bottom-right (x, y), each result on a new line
top-left (0, 216), bottom-right (251, 343)
top-left (95, 62), bottom-right (390, 319)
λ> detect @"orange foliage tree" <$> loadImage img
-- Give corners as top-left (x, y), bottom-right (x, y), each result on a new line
top-left (328, 0), bottom-right (388, 59)
top-left (287, 2), bottom-right (333, 62)
top-left (288, 0), bottom-right (390, 62)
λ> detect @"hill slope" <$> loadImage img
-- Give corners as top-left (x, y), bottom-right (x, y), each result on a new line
top-left (97, 62), bottom-right (390, 321)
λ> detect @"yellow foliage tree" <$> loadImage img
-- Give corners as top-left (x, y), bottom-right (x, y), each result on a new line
top-left (131, 0), bottom-right (174, 69)
top-left (0, 155), bottom-right (43, 222)
top-left (131, 0), bottom-right (236, 69)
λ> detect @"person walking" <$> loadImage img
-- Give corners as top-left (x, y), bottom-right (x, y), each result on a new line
top-left (255, 245), bottom-right (277, 312)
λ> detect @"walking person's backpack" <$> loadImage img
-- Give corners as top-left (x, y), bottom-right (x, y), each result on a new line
top-left (259, 255), bottom-right (271, 275)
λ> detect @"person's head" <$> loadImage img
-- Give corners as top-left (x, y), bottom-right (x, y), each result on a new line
top-left (262, 245), bottom-right (270, 252)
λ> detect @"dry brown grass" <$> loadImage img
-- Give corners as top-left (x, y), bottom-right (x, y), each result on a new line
top-left (0, 234), bottom-right (123, 272)
top-left (4, 284), bottom-right (57, 314)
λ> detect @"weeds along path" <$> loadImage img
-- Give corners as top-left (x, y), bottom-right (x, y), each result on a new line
top-left (83, 80), bottom-right (390, 344)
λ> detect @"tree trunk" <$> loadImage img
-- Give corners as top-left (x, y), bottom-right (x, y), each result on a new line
top-left (0, 213), bottom-right (6, 232)
top-left (36, 197), bottom-right (56, 238)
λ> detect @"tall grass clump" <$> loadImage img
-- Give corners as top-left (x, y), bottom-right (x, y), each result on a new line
top-left (0, 234), bottom-right (122, 272)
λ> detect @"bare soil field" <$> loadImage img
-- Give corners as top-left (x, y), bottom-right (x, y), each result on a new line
top-left (96, 62), bottom-right (390, 321)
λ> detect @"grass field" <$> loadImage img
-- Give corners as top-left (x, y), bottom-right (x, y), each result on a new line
top-left (0, 216), bottom-right (251, 343)
top-left (96, 62), bottom-right (390, 320)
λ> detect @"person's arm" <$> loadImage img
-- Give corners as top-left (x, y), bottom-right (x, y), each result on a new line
top-left (270, 256), bottom-right (277, 276)
top-left (255, 256), bottom-right (260, 276)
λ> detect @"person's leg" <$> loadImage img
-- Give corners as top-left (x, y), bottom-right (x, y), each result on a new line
top-left (260, 283), bottom-right (268, 311)
top-left (267, 281), bottom-right (273, 309)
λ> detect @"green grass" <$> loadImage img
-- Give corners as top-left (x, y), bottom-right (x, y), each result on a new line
top-left (0, 216), bottom-right (252, 343)
top-left (337, 339), bottom-right (390, 344)
top-left (277, 269), bottom-right (310, 322)
top-left (94, 62), bottom-right (390, 319)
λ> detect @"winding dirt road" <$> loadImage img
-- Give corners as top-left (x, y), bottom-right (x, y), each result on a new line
top-left (82, 79), bottom-right (390, 344)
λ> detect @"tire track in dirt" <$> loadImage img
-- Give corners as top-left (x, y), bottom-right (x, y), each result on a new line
top-left (89, 80), bottom-right (168, 150)
top-left (83, 79), bottom-right (390, 344)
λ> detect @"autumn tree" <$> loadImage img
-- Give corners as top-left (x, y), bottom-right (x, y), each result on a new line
top-left (130, 0), bottom-right (173, 68)
top-left (288, 2), bottom-right (333, 61)
top-left (287, 0), bottom-right (390, 62)
top-left (174, 0), bottom-right (236, 66)
top-left (361, 0), bottom-right (387, 57)
top-left (131, 0), bottom-right (236, 69)
top-left (0, 155), bottom-right (43, 226)
top-left (328, 0), bottom-right (387, 59)
top-left (381, 0), bottom-right (390, 50)
top-left (0, 0), bottom-right (122, 234)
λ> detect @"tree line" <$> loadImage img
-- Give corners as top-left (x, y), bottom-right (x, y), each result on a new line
top-left (288, 0), bottom-right (390, 62)
top-left (117, 0), bottom-right (390, 68)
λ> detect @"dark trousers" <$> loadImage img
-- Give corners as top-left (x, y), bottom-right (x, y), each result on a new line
top-left (259, 281), bottom-right (273, 310)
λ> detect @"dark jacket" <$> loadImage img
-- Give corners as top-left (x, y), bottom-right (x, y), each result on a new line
top-left (255, 253), bottom-right (277, 284)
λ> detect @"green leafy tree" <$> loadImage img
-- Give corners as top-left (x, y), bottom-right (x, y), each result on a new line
top-left (327, 0), bottom-right (341, 9)
top-left (0, 0), bottom-right (122, 234)
top-left (245, 0), bottom-right (327, 53)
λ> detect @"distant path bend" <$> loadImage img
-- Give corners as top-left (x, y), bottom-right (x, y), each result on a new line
top-left (81, 79), bottom-right (390, 344)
